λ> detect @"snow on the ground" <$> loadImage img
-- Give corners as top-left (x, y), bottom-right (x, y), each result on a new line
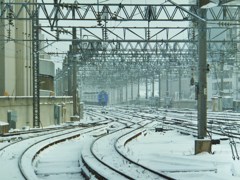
top-left (35, 137), bottom-right (85, 180)
top-left (1, 112), bottom-right (240, 180)
top-left (122, 129), bottom-right (240, 180)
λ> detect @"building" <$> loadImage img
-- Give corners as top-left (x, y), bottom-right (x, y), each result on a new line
top-left (0, 1), bottom-right (33, 96)
top-left (39, 31), bottom-right (55, 96)
top-left (0, 1), bottom-right (54, 96)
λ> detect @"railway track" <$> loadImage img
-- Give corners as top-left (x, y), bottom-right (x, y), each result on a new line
top-left (0, 113), bottom-right (109, 180)
top-left (20, 124), bottom-right (106, 180)
top-left (0, 125), bottom-right (80, 152)
top-left (2, 105), bottom-right (240, 180)
top-left (0, 126), bottom-right (84, 179)
top-left (81, 111), bottom-right (175, 180)
top-left (89, 105), bottom-right (240, 139)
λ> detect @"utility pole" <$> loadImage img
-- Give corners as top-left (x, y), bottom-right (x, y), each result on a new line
top-left (126, 81), bottom-right (128, 102)
top-left (72, 27), bottom-right (78, 116)
top-left (152, 72), bottom-right (155, 97)
top-left (220, 53), bottom-right (224, 96)
top-left (137, 74), bottom-right (140, 99)
top-left (197, 0), bottom-right (207, 139)
top-left (166, 67), bottom-right (169, 97)
top-left (131, 76), bottom-right (134, 101)
top-left (67, 50), bottom-right (72, 96)
top-left (158, 72), bottom-right (161, 105)
top-left (146, 76), bottom-right (148, 99)
top-left (178, 67), bottom-right (182, 100)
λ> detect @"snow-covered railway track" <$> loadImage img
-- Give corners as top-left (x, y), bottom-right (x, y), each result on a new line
top-left (0, 126), bottom-right (85, 180)
top-left (0, 126), bottom-right (78, 150)
top-left (0, 126), bottom-right (74, 137)
top-left (0, 118), bottom-right (108, 180)
top-left (160, 116), bottom-right (240, 139)
top-left (149, 109), bottom-right (240, 139)
top-left (81, 115), bottom-right (174, 180)
top-left (19, 124), bottom-right (107, 180)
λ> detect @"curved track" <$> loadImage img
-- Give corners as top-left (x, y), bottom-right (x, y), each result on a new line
top-left (2, 106), bottom-right (240, 180)
top-left (81, 110), bottom-right (175, 179)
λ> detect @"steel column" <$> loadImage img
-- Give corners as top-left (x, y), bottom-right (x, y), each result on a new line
top-left (137, 75), bottom-right (140, 99)
top-left (179, 68), bottom-right (182, 100)
top-left (126, 83), bottom-right (128, 102)
top-left (197, 1), bottom-right (207, 139)
top-left (72, 28), bottom-right (78, 116)
top-left (158, 73), bottom-right (161, 103)
top-left (131, 78), bottom-right (134, 100)
top-left (32, 8), bottom-right (40, 128)
top-left (145, 77), bottom-right (148, 99)
top-left (166, 70), bottom-right (169, 96)
top-left (220, 56), bottom-right (224, 96)
top-left (152, 73), bottom-right (155, 97)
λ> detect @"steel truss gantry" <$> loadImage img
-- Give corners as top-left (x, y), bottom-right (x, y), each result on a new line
top-left (1, 2), bottom-right (240, 21)
top-left (32, 6), bottom-right (40, 128)
top-left (1, 1), bottom-right (240, 128)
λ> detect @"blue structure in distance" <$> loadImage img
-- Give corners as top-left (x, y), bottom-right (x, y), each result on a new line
top-left (98, 91), bottom-right (108, 106)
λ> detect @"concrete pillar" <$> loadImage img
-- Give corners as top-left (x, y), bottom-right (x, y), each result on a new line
top-left (195, 139), bottom-right (212, 154)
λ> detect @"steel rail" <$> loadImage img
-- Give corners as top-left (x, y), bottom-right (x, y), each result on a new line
top-left (84, 111), bottom-right (174, 179)
top-left (18, 124), bottom-right (106, 179)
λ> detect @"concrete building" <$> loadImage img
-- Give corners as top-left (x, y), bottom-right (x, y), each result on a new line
top-left (0, 1), bottom-right (55, 96)
top-left (0, 1), bottom-right (33, 96)
top-left (39, 30), bottom-right (55, 96)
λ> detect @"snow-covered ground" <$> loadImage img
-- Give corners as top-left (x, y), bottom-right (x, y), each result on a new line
top-left (121, 129), bottom-right (240, 180)
top-left (1, 107), bottom-right (240, 180)
top-left (35, 135), bottom-right (85, 180)
top-left (34, 124), bottom-right (240, 180)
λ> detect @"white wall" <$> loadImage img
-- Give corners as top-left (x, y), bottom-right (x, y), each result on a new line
top-left (0, 97), bottom-right (73, 129)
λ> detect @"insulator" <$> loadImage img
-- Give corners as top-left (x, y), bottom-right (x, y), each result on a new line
top-left (56, 30), bottom-right (59, 39)
top-left (97, 13), bottom-right (102, 26)
top-left (104, 28), bottom-right (108, 40)
top-left (147, 29), bottom-right (150, 40)
top-left (192, 29), bottom-right (195, 40)
top-left (7, 29), bottom-right (11, 40)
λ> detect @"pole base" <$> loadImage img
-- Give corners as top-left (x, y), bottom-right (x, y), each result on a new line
top-left (195, 139), bottom-right (212, 154)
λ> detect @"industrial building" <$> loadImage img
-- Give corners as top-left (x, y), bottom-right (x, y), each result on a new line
top-left (0, 1), bottom-right (73, 129)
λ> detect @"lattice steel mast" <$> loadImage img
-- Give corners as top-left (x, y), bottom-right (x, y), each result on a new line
top-left (32, 5), bottom-right (40, 128)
